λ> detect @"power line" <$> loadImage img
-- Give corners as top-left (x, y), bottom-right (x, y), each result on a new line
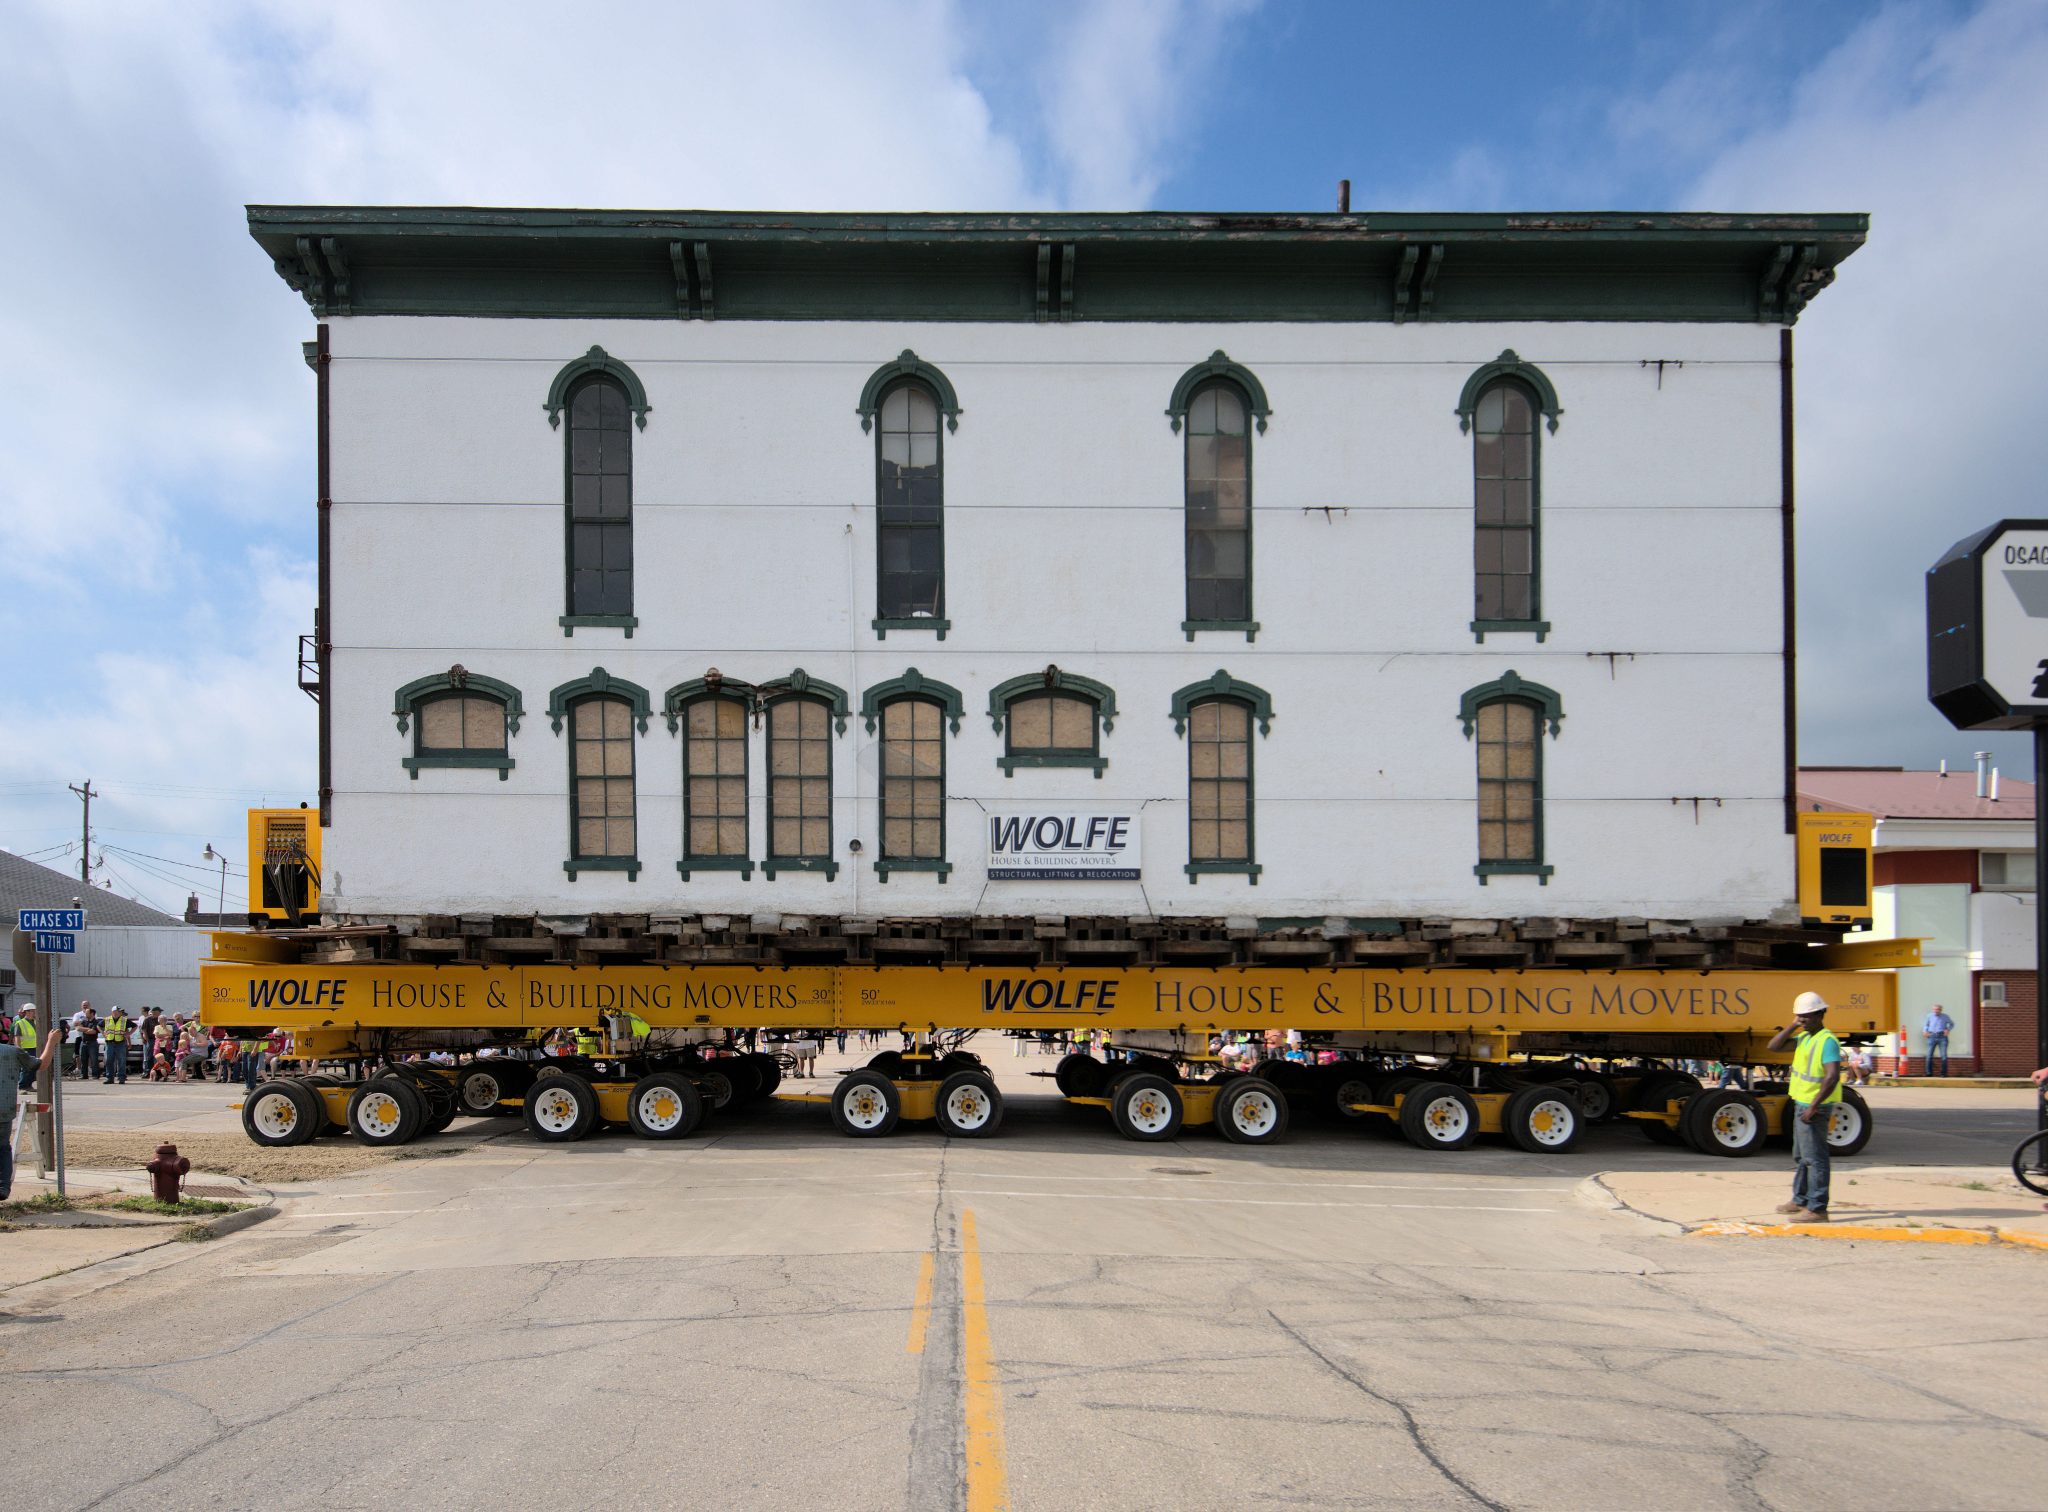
top-left (101, 843), bottom-right (246, 879)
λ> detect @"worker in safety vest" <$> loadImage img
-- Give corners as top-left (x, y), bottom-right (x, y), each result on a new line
top-left (103, 1008), bottom-right (131, 1085)
top-left (1766, 991), bottom-right (1843, 1223)
top-left (11, 1008), bottom-right (37, 1090)
top-left (573, 1027), bottom-right (603, 1059)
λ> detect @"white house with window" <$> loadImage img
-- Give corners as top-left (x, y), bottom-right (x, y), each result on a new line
top-left (248, 207), bottom-right (1863, 936)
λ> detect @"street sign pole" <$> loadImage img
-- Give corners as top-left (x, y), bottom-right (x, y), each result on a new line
top-left (2036, 727), bottom-right (2048, 1141)
top-left (47, 949), bottom-right (63, 1196)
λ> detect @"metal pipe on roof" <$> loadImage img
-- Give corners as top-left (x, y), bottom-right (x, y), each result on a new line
top-left (1976, 751), bottom-right (1993, 797)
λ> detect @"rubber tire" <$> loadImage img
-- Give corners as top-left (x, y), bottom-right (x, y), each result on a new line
top-left (1124, 1055), bottom-right (1181, 1085)
top-left (1564, 1071), bottom-right (1618, 1123)
top-left (1633, 1072), bottom-right (1699, 1146)
top-left (1215, 1077), bottom-right (1290, 1145)
top-left (243, 1080), bottom-right (320, 1147)
top-left (1253, 1058), bottom-right (1312, 1091)
top-left (456, 1064), bottom-right (516, 1117)
top-left (1109, 1073), bottom-right (1184, 1142)
top-left (626, 1072), bottom-right (703, 1140)
top-left (1323, 1063), bottom-right (1380, 1121)
top-left (1399, 1081), bottom-right (1482, 1152)
top-left (747, 1053), bottom-right (783, 1098)
top-left (695, 1067), bottom-right (736, 1112)
top-left (719, 1055), bottom-right (765, 1106)
top-left (2012, 1129), bottom-right (2048, 1196)
top-left (1820, 1086), bottom-right (1873, 1157)
top-left (1372, 1075), bottom-right (1424, 1134)
top-left (1054, 1053), bottom-right (1110, 1099)
top-left (867, 1051), bottom-right (906, 1078)
top-left (934, 1072), bottom-right (1004, 1138)
top-left (831, 1070), bottom-right (902, 1137)
top-left (347, 1078), bottom-right (426, 1146)
top-left (938, 1051), bottom-right (983, 1077)
top-left (1682, 1088), bottom-right (1768, 1158)
top-left (1503, 1084), bottom-right (1583, 1154)
top-left (523, 1073), bottom-right (599, 1142)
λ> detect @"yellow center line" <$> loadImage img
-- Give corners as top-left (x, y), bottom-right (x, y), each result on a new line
top-left (906, 1249), bottom-right (934, 1354)
top-left (961, 1209), bottom-right (1010, 1512)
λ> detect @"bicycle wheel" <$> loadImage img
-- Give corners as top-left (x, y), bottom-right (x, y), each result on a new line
top-left (2012, 1129), bottom-right (2048, 1197)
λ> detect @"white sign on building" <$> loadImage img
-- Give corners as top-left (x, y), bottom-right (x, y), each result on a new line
top-left (988, 811), bottom-right (1141, 881)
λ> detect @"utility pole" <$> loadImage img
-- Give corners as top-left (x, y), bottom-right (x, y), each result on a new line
top-left (69, 780), bottom-right (96, 888)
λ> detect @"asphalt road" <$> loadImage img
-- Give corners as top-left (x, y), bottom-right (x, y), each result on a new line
top-left (4, 1064), bottom-right (2045, 1511)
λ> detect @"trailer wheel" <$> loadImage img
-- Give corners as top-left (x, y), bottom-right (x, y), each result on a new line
top-left (524, 1073), bottom-right (599, 1142)
top-left (1254, 1058), bottom-right (1311, 1090)
top-left (831, 1070), bottom-right (901, 1137)
top-left (1123, 1055), bottom-right (1180, 1085)
top-left (1564, 1072), bottom-right (1617, 1123)
top-left (627, 1073), bottom-right (703, 1140)
top-left (719, 1056), bottom-right (765, 1106)
top-left (1215, 1077), bottom-right (1289, 1144)
top-left (456, 1064), bottom-right (515, 1117)
top-left (1399, 1082), bottom-right (1481, 1151)
top-left (934, 1072), bottom-right (1004, 1138)
top-left (695, 1068), bottom-right (735, 1112)
top-left (1051, 1054), bottom-right (1106, 1098)
top-left (1109, 1073), bottom-right (1184, 1142)
top-left (1681, 1088), bottom-right (1767, 1157)
top-left (243, 1080), bottom-right (319, 1147)
top-left (1503, 1085), bottom-right (1581, 1153)
top-left (1822, 1087), bottom-right (1873, 1157)
top-left (348, 1078), bottom-right (425, 1146)
top-left (867, 1051), bottom-right (906, 1078)
top-left (1631, 1072), bottom-right (1698, 1146)
top-left (1325, 1065), bottom-right (1380, 1121)
top-left (748, 1053), bottom-right (783, 1098)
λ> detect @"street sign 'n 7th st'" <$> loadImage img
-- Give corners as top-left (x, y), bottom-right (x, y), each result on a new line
top-left (33, 932), bottom-right (76, 954)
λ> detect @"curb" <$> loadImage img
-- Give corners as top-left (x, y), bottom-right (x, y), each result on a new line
top-left (1690, 1219), bottom-right (2048, 1252)
top-left (194, 1203), bottom-right (278, 1239)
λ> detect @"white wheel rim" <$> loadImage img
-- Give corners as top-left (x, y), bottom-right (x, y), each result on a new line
top-left (1710, 1104), bottom-right (1758, 1148)
top-left (1125, 1087), bottom-right (1175, 1135)
top-left (841, 1084), bottom-right (890, 1130)
top-left (1421, 1096), bottom-right (1470, 1142)
top-left (944, 1084), bottom-right (993, 1130)
top-left (1229, 1090), bottom-right (1279, 1137)
top-left (1826, 1103), bottom-right (1862, 1148)
top-left (356, 1090), bottom-right (403, 1138)
top-left (252, 1091), bottom-right (300, 1139)
top-left (1334, 1079), bottom-right (1374, 1117)
top-left (463, 1073), bottom-right (501, 1109)
top-left (638, 1086), bottom-right (685, 1132)
top-left (1525, 1098), bottom-right (1575, 1146)
top-left (533, 1087), bottom-right (581, 1134)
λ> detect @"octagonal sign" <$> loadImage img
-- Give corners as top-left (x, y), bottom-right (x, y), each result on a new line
top-left (1928, 518), bottom-right (2048, 730)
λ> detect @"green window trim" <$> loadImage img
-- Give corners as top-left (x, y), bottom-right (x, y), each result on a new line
top-left (1186, 860), bottom-right (1262, 884)
top-left (661, 677), bottom-right (757, 734)
top-left (861, 670), bottom-right (965, 735)
top-left (988, 670), bottom-right (1117, 779)
top-left (875, 857), bottom-right (953, 883)
top-left (998, 754), bottom-right (1108, 777)
top-left (1471, 618), bottom-right (1550, 643)
top-left (678, 858), bottom-right (755, 881)
top-left (762, 856), bottom-right (841, 881)
top-left (1455, 350), bottom-right (1562, 434)
top-left (856, 350), bottom-right (961, 433)
top-left (548, 669), bottom-right (653, 735)
top-left (563, 856), bottom-right (640, 881)
top-left (873, 616), bottom-right (951, 640)
top-left (392, 671), bottom-right (525, 735)
top-left (1169, 672), bottom-right (1274, 736)
top-left (757, 670), bottom-right (851, 735)
top-left (1476, 860), bottom-right (1553, 885)
top-left (1182, 619), bottom-right (1260, 642)
top-left (1456, 672), bottom-right (1564, 739)
top-left (545, 346), bottom-right (650, 431)
top-left (1166, 351), bottom-right (1271, 434)
top-left (560, 614), bottom-right (639, 637)
top-left (402, 754), bottom-right (515, 781)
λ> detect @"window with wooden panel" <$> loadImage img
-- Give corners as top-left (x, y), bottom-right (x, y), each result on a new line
top-left (566, 377), bottom-right (634, 622)
top-left (1184, 383), bottom-right (1251, 628)
top-left (1459, 672), bottom-right (1561, 882)
top-left (1187, 698), bottom-right (1253, 872)
top-left (394, 672), bottom-right (523, 780)
top-left (878, 696), bottom-right (948, 878)
top-left (987, 669), bottom-right (1118, 777)
top-left (767, 695), bottom-right (835, 877)
top-left (682, 696), bottom-right (750, 875)
top-left (876, 383), bottom-right (945, 628)
top-left (416, 694), bottom-right (506, 757)
top-left (570, 696), bottom-right (636, 865)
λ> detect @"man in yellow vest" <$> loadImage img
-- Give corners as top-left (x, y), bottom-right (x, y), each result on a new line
top-left (103, 1008), bottom-right (131, 1085)
top-left (12, 1008), bottom-right (38, 1091)
top-left (1767, 991), bottom-right (1843, 1222)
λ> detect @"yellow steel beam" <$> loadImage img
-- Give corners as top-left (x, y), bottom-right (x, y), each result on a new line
top-left (1800, 937), bottom-right (1923, 970)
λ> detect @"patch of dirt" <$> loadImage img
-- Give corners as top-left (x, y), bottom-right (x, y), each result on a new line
top-left (57, 1130), bottom-right (499, 1185)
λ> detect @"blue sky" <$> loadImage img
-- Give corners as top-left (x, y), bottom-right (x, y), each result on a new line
top-left (0, 0), bottom-right (2041, 915)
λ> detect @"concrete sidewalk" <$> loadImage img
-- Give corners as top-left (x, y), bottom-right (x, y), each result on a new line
top-left (1597, 1163), bottom-right (2048, 1248)
top-left (0, 1168), bottom-right (274, 1291)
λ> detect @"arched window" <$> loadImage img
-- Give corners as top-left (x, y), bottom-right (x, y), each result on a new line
top-left (681, 694), bottom-right (751, 878)
top-left (878, 695), bottom-right (948, 880)
top-left (988, 670), bottom-right (1117, 776)
top-left (565, 375), bottom-right (635, 630)
top-left (875, 381), bottom-right (946, 635)
top-left (569, 695), bottom-right (637, 874)
top-left (1458, 350), bottom-right (1558, 642)
top-left (1170, 672), bottom-right (1272, 883)
top-left (1184, 382), bottom-right (1252, 634)
top-left (1459, 672), bottom-right (1564, 883)
top-left (393, 671), bottom-right (522, 780)
top-left (765, 694), bottom-right (836, 879)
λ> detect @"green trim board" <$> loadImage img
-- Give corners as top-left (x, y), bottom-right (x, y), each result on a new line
top-left (1182, 619), bottom-right (1259, 642)
top-left (248, 207), bottom-right (1865, 325)
top-left (392, 671), bottom-right (524, 735)
top-left (1167, 352), bottom-right (1271, 434)
top-left (762, 856), bottom-right (840, 881)
top-left (1456, 351), bottom-right (1562, 434)
top-left (1457, 671), bottom-right (1564, 738)
top-left (678, 857), bottom-right (754, 881)
top-left (875, 857), bottom-right (952, 883)
top-left (1476, 860), bottom-right (1553, 885)
top-left (563, 856), bottom-right (640, 882)
top-left (1186, 860), bottom-right (1261, 884)
top-left (873, 616), bottom-right (951, 640)
top-left (401, 753), bottom-right (514, 781)
top-left (547, 669), bottom-right (653, 734)
top-left (861, 670), bottom-right (965, 734)
top-left (545, 347), bottom-right (651, 430)
top-left (559, 615), bottom-right (638, 637)
top-left (1471, 618), bottom-right (1550, 643)
top-left (1169, 672), bottom-right (1274, 736)
top-left (857, 351), bottom-right (962, 433)
top-left (661, 677), bottom-right (756, 735)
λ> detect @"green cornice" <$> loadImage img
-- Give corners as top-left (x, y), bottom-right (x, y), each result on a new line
top-left (861, 669), bottom-right (965, 735)
top-left (1458, 671), bottom-right (1565, 738)
top-left (1455, 350), bottom-right (1562, 435)
top-left (757, 669), bottom-right (851, 735)
top-left (392, 670), bottom-right (524, 735)
top-left (1169, 672), bottom-right (1274, 736)
top-left (1167, 352), bottom-right (1270, 434)
top-left (248, 207), bottom-right (1866, 325)
top-left (547, 668), bottom-right (653, 734)
top-left (857, 351), bottom-right (961, 434)
top-left (661, 678), bottom-right (754, 735)
top-left (986, 669), bottom-right (1118, 733)
top-left (545, 346), bottom-right (649, 430)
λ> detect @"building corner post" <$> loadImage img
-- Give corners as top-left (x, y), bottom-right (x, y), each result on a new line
top-left (316, 322), bottom-right (333, 828)
top-left (1780, 327), bottom-right (1797, 836)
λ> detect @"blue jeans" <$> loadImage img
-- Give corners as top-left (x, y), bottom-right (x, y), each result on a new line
top-left (78, 1040), bottom-right (101, 1080)
top-left (1791, 1104), bottom-right (1831, 1214)
top-left (105, 1043), bottom-right (127, 1083)
top-left (243, 1054), bottom-right (261, 1091)
top-left (1926, 1036), bottom-right (1949, 1075)
top-left (0, 1116), bottom-right (14, 1200)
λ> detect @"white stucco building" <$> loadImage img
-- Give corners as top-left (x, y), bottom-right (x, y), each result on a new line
top-left (248, 208), bottom-right (1863, 950)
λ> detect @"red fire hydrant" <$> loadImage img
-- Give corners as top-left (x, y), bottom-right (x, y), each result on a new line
top-left (148, 1142), bottom-right (190, 1204)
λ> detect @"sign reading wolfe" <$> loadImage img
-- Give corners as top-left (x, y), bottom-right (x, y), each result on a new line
top-left (986, 810), bottom-right (1140, 880)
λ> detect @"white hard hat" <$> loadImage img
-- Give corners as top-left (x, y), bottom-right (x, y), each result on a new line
top-left (1792, 991), bottom-right (1830, 1017)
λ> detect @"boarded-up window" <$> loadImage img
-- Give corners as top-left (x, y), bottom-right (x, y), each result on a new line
top-left (416, 695), bottom-right (506, 755)
top-left (568, 378), bottom-right (633, 617)
top-left (1474, 382), bottom-right (1537, 623)
top-left (1185, 384), bottom-right (1250, 623)
top-left (768, 696), bottom-right (832, 861)
top-left (880, 698), bottom-right (945, 860)
top-left (1006, 693), bottom-right (1095, 756)
top-left (571, 696), bottom-right (636, 858)
top-left (1187, 699), bottom-right (1251, 862)
top-left (684, 697), bottom-right (748, 859)
top-left (1475, 699), bottom-right (1540, 863)
top-left (878, 384), bottom-right (943, 619)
